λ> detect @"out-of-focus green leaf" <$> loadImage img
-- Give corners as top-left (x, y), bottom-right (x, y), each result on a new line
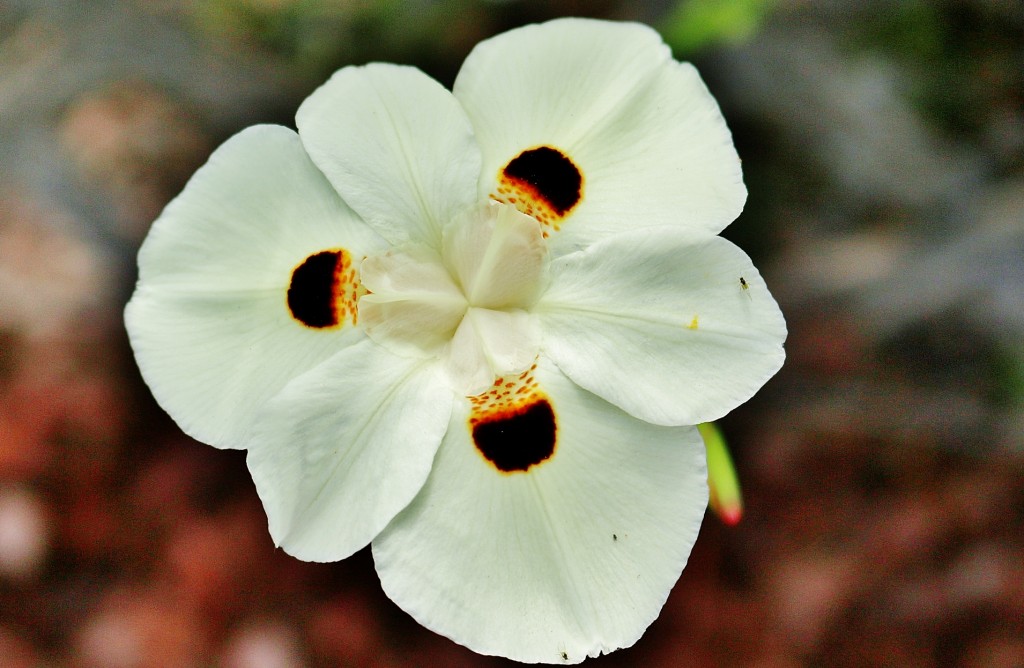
top-left (662, 0), bottom-right (778, 55)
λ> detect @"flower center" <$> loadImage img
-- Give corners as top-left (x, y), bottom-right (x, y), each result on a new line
top-left (358, 201), bottom-right (547, 394)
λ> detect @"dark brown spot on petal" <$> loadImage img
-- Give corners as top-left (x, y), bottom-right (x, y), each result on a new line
top-left (495, 146), bottom-right (583, 237)
top-left (287, 249), bottom-right (358, 329)
top-left (468, 363), bottom-right (555, 473)
top-left (472, 399), bottom-right (556, 473)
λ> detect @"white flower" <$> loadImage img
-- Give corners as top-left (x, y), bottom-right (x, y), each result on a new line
top-left (125, 17), bottom-right (786, 664)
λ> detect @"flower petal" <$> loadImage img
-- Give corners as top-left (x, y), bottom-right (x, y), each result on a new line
top-left (441, 201), bottom-right (548, 309)
top-left (372, 358), bottom-right (707, 664)
top-left (454, 18), bottom-right (745, 253)
top-left (247, 338), bottom-right (453, 562)
top-left (297, 63), bottom-right (482, 248)
top-left (125, 125), bottom-right (383, 448)
top-left (537, 229), bottom-right (786, 426)
top-left (441, 307), bottom-right (540, 396)
top-left (359, 246), bottom-right (467, 358)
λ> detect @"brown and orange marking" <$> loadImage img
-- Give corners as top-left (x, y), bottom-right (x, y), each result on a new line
top-left (491, 146), bottom-right (583, 238)
top-left (467, 362), bottom-right (557, 473)
top-left (286, 248), bottom-right (362, 329)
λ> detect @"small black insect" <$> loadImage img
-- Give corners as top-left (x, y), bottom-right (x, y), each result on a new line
top-left (739, 276), bottom-right (752, 299)
top-left (612, 534), bottom-right (618, 541)
top-left (561, 651), bottom-right (569, 661)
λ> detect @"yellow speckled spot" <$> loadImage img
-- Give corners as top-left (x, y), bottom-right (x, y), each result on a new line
top-left (686, 315), bottom-right (699, 330)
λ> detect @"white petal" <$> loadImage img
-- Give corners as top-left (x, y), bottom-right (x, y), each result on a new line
top-left (462, 307), bottom-right (540, 378)
top-left (538, 229), bottom-right (786, 426)
top-left (125, 125), bottom-right (384, 448)
top-left (441, 307), bottom-right (540, 395)
top-left (297, 64), bottom-right (482, 248)
top-left (359, 247), bottom-right (467, 358)
top-left (442, 201), bottom-right (548, 309)
top-left (439, 312), bottom-right (493, 397)
top-left (247, 338), bottom-right (453, 562)
top-left (373, 358), bottom-right (707, 664)
top-left (454, 18), bottom-right (745, 254)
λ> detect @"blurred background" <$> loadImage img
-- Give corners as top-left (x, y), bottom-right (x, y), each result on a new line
top-left (1, 0), bottom-right (1022, 665)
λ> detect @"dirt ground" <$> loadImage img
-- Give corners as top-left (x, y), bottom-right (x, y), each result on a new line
top-left (1, 1), bottom-right (1022, 666)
